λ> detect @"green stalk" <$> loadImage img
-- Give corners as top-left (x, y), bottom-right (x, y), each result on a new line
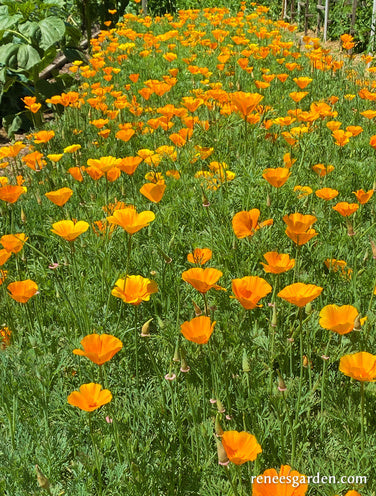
top-left (88, 413), bottom-right (103, 496)
top-left (291, 308), bottom-right (303, 467)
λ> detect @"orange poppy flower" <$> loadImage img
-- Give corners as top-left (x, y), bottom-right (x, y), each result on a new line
top-left (73, 333), bottom-right (123, 365)
top-left (180, 315), bottom-right (216, 344)
top-left (182, 267), bottom-right (223, 293)
top-left (231, 276), bottom-right (272, 309)
top-left (346, 125), bottom-right (363, 137)
top-left (0, 185), bottom-right (26, 203)
top-left (47, 154), bottom-right (64, 163)
top-left (68, 167), bottom-right (85, 182)
top-left (139, 183), bottom-right (166, 203)
top-left (232, 209), bottom-right (273, 239)
top-left (87, 156), bottom-right (121, 173)
top-left (0, 249), bottom-right (11, 265)
top-left (230, 92), bottom-right (264, 117)
top-left (252, 465), bottom-right (308, 495)
top-left (353, 189), bottom-right (374, 204)
top-left (289, 91), bottom-right (308, 103)
top-left (187, 248), bottom-right (212, 265)
top-left (0, 234), bottom-right (28, 254)
top-left (261, 252), bottom-right (295, 274)
top-left (315, 188), bottom-right (339, 200)
top-left (332, 129), bottom-right (352, 147)
top-left (33, 130), bottom-right (55, 144)
top-left (339, 352), bottom-right (376, 382)
top-left (51, 220), bottom-right (89, 241)
top-left (106, 206), bottom-right (155, 234)
top-left (45, 187), bottom-right (73, 207)
top-left (67, 383), bottom-right (112, 411)
top-left (221, 431), bottom-right (262, 465)
top-left (7, 279), bottom-right (38, 303)
top-left (293, 76), bottom-right (312, 89)
top-left (285, 229), bottom-right (318, 245)
top-left (0, 326), bottom-right (11, 349)
top-left (22, 96), bottom-right (41, 113)
top-left (278, 282), bottom-right (323, 307)
top-left (111, 275), bottom-right (158, 305)
top-left (283, 213), bottom-right (317, 245)
top-left (118, 156), bottom-right (143, 175)
top-left (319, 304), bottom-right (358, 335)
top-left (262, 168), bottom-right (290, 188)
top-left (332, 202), bottom-right (359, 216)
top-left (312, 163), bottom-right (334, 176)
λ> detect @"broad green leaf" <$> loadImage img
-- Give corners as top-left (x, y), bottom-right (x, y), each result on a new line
top-left (18, 20), bottom-right (40, 42)
top-left (0, 43), bottom-right (19, 68)
top-left (2, 113), bottom-right (23, 137)
top-left (38, 16), bottom-right (65, 49)
top-left (0, 13), bottom-right (23, 31)
top-left (17, 44), bottom-right (41, 70)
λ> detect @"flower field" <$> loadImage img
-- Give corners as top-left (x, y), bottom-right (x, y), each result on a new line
top-left (1, 1), bottom-right (376, 494)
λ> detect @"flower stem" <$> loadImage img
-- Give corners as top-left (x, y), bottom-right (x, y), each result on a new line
top-left (88, 413), bottom-right (103, 496)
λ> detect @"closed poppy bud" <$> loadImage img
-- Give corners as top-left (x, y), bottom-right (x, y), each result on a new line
top-left (215, 415), bottom-right (224, 437)
top-left (305, 302), bottom-right (312, 315)
top-left (242, 349), bottom-right (250, 372)
top-left (141, 318), bottom-right (153, 337)
top-left (369, 237), bottom-right (376, 259)
top-left (173, 341), bottom-right (180, 362)
top-left (21, 208), bottom-right (26, 223)
top-left (216, 399), bottom-right (225, 413)
top-left (192, 299), bottom-right (202, 316)
top-left (216, 439), bottom-right (230, 466)
top-left (35, 465), bottom-right (50, 491)
top-left (271, 304), bottom-right (278, 326)
top-left (277, 373), bottom-right (287, 392)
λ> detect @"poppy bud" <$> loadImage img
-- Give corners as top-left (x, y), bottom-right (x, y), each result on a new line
top-left (215, 414), bottom-right (224, 437)
top-left (140, 318), bottom-right (153, 337)
top-left (266, 191), bottom-right (271, 207)
top-left (303, 355), bottom-right (312, 368)
top-left (277, 373), bottom-right (287, 392)
top-left (35, 465), bottom-right (50, 491)
top-left (173, 342), bottom-right (180, 362)
top-left (216, 439), bottom-right (230, 466)
top-left (346, 220), bottom-right (355, 236)
top-left (242, 349), bottom-right (250, 372)
top-left (156, 246), bottom-right (172, 264)
top-left (201, 187), bottom-right (210, 207)
top-left (180, 354), bottom-right (190, 372)
top-left (271, 304), bottom-right (277, 327)
top-left (36, 192), bottom-right (42, 205)
top-left (216, 399), bottom-right (225, 413)
top-left (363, 251), bottom-right (369, 263)
top-left (192, 299), bottom-right (202, 316)
top-left (353, 314), bottom-right (362, 330)
top-left (21, 208), bottom-right (26, 223)
top-left (305, 302), bottom-right (312, 315)
top-left (369, 237), bottom-right (376, 259)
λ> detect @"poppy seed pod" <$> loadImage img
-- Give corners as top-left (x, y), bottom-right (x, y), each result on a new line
top-left (140, 318), bottom-right (153, 337)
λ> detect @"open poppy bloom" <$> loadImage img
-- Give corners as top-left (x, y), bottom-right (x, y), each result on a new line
top-left (0, 233), bottom-right (28, 253)
top-left (112, 275), bottom-right (158, 305)
top-left (0, 185), bottom-right (26, 203)
top-left (353, 189), bottom-right (374, 204)
top-left (315, 188), bottom-right (339, 201)
top-left (252, 465), bottom-right (308, 495)
top-left (7, 279), bottom-right (38, 303)
top-left (232, 209), bottom-right (273, 239)
top-left (230, 91), bottom-right (263, 117)
top-left (51, 220), bottom-right (89, 241)
top-left (180, 315), bottom-right (216, 344)
top-left (118, 156), bottom-right (143, 175)
top-left (45, 187), bottom-right (73, 207)
top-left (261, 251), bottom-right (295, 274)
top-left (278, 282), bottom-right (323, 307)
top-left (67, 383), bottom-right (112, 411)
top-left (73, 333), bottom-right (123, 365)
top-left (182, 267), bottom-right (223, 293)
top-left (139, 183), bottom-right (166, 203)
top-left (107, 206), bottom-right (155, 234)
top-left (0, 249), bottom-right (11, 266)
top-left (262, 167), bottom-right (290, 188)
top-left (187, 248), bottom-right (212, 265)
top-left (231, 276), bottom-right (272, 309)
top-left (339, 352), bottom-right (376, 382)
top-left (332, 202), bottom-right (359, 217)
top-left (283, 213), bottom-right (317, 245)
top-left (319, 304), bottom-right (358, 335)
top-left (221, 430), bottom-right (262, 465)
